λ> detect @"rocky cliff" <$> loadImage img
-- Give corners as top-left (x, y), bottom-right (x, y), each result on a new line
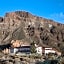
top-left (0, 11), bottom-right (64, 53)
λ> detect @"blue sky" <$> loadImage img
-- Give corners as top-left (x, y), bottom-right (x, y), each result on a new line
top-left (0, 0), bottom-right (64, 24)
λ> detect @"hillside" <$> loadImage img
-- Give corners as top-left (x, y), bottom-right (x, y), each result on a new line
top-left (0, 11), bottom-right (64, 53)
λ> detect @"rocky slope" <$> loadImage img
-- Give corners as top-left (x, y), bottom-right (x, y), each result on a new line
top-left (0, 11), bottom-right (64, 53)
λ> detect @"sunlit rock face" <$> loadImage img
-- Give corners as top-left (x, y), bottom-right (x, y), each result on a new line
top-left (0, 11), bottom-right (64, 53)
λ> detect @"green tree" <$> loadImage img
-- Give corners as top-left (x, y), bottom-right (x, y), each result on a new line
top-left (30, 41), bottom-right (36, 53)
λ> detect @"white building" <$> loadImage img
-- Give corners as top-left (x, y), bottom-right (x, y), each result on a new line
top-left (44, 48), bottom-right (55, 55)
top-left (44, 47), bottom-right (61, 56)
top-left (36, 47), bottom-right (42, 55)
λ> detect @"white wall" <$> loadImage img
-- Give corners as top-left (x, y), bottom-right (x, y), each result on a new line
top-left (36, 47), bottom-right (42, 55)
top-left (45, 49), bottom-right (55, 55)
top-left (14, 48), bottom-right (18, 53)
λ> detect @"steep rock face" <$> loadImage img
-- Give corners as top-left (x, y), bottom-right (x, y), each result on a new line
top-left (0, 11), bottom-right (64, 53)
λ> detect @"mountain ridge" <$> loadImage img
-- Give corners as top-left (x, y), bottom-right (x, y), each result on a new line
top-left (0, 11), bottom-right (64, 54)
